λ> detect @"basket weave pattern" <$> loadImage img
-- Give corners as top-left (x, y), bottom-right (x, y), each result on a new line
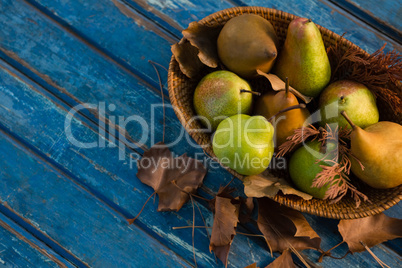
top-left (168, 7), bottom-right (402, 219)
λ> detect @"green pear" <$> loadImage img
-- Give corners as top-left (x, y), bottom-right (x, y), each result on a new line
top-left (193, 70), bottom-right (256, 130)
top-left (273, 18), bottom-right (331, 97)
top-left (212, 114), bottom-right (274, 175)
top-left (320, 80), bottom-right (379, 128)
top-left (289, 140), bottom-right (338, 199)
top-left (341, 111), bottom-right (402, 189)
top-left (217, 14), bottom-right (279, 78)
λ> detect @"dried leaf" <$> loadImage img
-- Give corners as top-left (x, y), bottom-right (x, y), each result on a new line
top-left (171, 39), bottom-right (205, 79)
top-left (256, 71), bottom-right (313, 103)
top-left (338, 213), bottom-right (402, 253)
top-left (244, 173), bottom-right (313, 200)
top-left (239, 197), bottom-right (255, 224)
top-left (136, 142), bottom-right (207, 211)
top-left (266, 249), bottom-right (296, 268)
top-left (277, 125), bottom-right (320, 158)
top-left (208, 186), bottom-right (236, 213)
top-left (213, 244), bottom-right (231, 267)
top-left (210, 195), bottom-right (240, 267)
top-left (257, 198), bottom-right (321, 254)
top-left (244, 263), bottom-right (259, 268)
top-left (182, 21), bottom-right (223, 68)
top-left (243, 197), bottom-right (254, 215)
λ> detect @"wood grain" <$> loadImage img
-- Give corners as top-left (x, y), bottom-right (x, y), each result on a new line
top-left (329, 0), bottom-right (401, 42)
top-left (0, 213), bottom-right (73, 268)
top-left (0, 118), bottom-right (194, 267)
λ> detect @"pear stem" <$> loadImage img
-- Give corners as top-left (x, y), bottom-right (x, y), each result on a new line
top-left (307, 18), bottom-right (312, 23)
top-left (268, 104), bottom-right (306, 122)
top-left (340, 111), bottom-right (356, 129)
top-left (285, 77), bottom-right (289, 97)
top-left (240, 89), bottom-right (261, 96)
top-left (319, 139), bottom-right (328, 154)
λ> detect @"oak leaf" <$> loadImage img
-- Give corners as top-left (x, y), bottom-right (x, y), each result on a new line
top-left (257, 198), bottom-right (321, 254)
top-left (244, 174), bottom-right (313, 201)
top-left (136, 142), bottom-right (207, 212)
top-left (210, 189), bottom-right (240, 267)
top-left (338, 212), bottom-right (402, 252)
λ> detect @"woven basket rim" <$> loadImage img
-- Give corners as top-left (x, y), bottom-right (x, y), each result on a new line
top-left (168, 6), bottom-right (402, 219)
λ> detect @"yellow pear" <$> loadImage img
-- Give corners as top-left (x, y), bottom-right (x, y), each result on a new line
top-left (217, 14), bottom-right (279, 78)
top-left (255, 78), bottom-right (310, 147)
top-left (341, 111), bottom-right (402, 189)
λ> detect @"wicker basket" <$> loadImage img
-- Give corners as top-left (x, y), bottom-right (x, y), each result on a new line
top-left (168, 6), bottom-right (402, 219)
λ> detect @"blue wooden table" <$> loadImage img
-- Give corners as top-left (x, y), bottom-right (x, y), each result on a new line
top-left (0, 0), bottom-right (401, 267)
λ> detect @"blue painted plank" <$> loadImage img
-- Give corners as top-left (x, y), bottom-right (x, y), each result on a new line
top-left (23, 0), bottom-right (175, 96)
top-left (0, 59), bottom-right (273, 267)
top-left (0, 130), bottom-right (193, 268)
top-left (122, 0), bottom-right (234, 34)
top-left (330, 0), bottom-right (401, 42)
top-left (0, 228), bottom-right (56, 268)
top-left (0, 213), bottom-right (73, 268)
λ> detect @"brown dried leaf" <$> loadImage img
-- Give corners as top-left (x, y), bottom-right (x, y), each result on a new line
top-left (213, 244), bottom-right (231, 267)
top-left (136, 142), bottom-right (207, 211)
top-left (266, 249), bottom-right (296, 268)
top-left (277, 125), bottom-right (320, 158)
top-left (256, 71), bottom-right (313, 104)
top-left (239, 197), bottom-right (255, 224)
top-left (208, 186), bottom-right (236, 213)
top-left (244, 263), bottom-right (258, 268)
top-left (210, 193), bottom-right (240, 267)
top-left (257, 198), bottom-right (321, 254)
top-left (171, 38), bottom-right (205, 79)
top-left (182, 21), bottom-right (223, 68)
top-left (244, 173), bottom-right (313, 200)
top-left (338, 213), bottom-right (402, 253)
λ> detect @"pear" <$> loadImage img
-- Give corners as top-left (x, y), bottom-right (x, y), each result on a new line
top-left (289, 140), bottom-right (338, 199)
top-left (273, 18), bottom-right (331, 97)
top-left (213, 114), bottom-right (275, 175)
top-left (193, 70), bottom-right (258, 130)
top-left (341, 111), bottom-right (402, 189)
top-left (253, 90), bottom-right (276, 118)
top-left (217, 14), bottom-right (279, 79)
top-left (319, 80), bottom-right (379, 128)
top-left (255, 78), bottom-right (310, 146)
